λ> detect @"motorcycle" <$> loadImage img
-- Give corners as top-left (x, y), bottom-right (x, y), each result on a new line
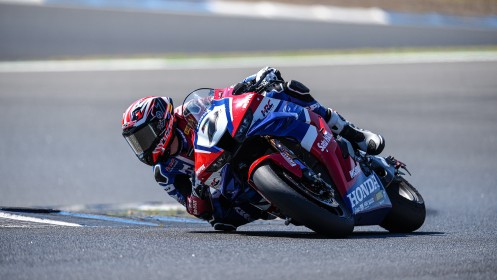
top-left (182, 86), bottom-right (425, 237)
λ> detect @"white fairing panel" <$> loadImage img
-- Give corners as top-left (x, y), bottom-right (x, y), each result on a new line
top-left (197, 105), bottom-right (228, 148)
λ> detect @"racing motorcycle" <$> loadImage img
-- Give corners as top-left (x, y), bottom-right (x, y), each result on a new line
top-left (183, 86), bottom-right (425, 237)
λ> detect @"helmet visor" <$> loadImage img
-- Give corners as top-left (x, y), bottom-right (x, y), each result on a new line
top-left (124, 124), bottom-right (160, 155)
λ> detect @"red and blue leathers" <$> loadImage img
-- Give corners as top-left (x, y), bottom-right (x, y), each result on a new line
top-left (153, 107), bottom-right (268, 229)
top-left (153, 75), bottom-right (332, 229)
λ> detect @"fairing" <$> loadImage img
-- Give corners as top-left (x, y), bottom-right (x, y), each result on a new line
top-left (184, 87), bottom-right (392, 225)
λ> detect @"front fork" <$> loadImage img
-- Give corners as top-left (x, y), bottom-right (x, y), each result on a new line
top-left (265, 137), bottom-right (340, 208)
top-left (246, 137), bottom-right (342, 225)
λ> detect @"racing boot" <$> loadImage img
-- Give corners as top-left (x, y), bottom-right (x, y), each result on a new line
top-left (326, 109), bottom-right (385, 155)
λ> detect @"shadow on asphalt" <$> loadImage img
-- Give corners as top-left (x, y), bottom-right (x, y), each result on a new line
top-left (190, 230), bottom-right (445, 239)
top-left (348, 231), bottom-right (445, 239)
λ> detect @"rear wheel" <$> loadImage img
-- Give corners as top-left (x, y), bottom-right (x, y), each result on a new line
top-left (252, 163), bottom-right (354, 237)
top-left (380, 176), bottom-right (426, 233)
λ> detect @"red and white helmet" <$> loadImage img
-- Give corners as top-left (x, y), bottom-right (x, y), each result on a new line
top-left (122, 96), bottom-right (175, 166)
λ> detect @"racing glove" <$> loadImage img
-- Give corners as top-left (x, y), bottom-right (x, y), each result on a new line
top-left (232, 67), bottom-right (284, 95)
top-left (254, 66), bottom-right (284, 93)
top-left (186, 184), bottom-right (213, 220)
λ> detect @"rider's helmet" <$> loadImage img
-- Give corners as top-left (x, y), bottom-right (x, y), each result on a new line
top-left (122, 96), bottom-right (175, 166)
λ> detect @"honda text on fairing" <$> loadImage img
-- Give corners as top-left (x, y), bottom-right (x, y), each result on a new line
top-left (183, 87), bottom-right (425, 237)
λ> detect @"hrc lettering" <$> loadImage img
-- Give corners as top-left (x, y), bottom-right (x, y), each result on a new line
top-left (260, 99), bottom-right (274, 117)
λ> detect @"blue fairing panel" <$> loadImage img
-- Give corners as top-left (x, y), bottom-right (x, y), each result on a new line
top-left (246, 111), bottom-right (311, 142)
top-left (345, 172), bottom-right (392, 225)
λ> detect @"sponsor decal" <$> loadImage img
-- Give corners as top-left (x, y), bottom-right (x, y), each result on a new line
top-left (163, 183), bottom-right (174, 193)
top-left (375, 191), bottom-right (384, 201)
top-left (175, 158), bottom-right (194, 175)
top-left (349, 164), bottom-right (361, 179)
top-left (235, 207), bottom-right (254, 222)
top-left (209, 177), bottom-right (220, 188)
top-left (196, 165), bottom-right (206, 177)
top-left (204, 172), bottom-right (222, 189)
top-left (280, 151), bottom-right (297, 167)
top-left (191, 199), bottom-right (200, 215)
top-left (316, 131), bottom-right (332, 152)
top-left (157, 119), bottom-right (166, 130)
top-left (307, 103), bottom-right (320, 111)
top-left (260, 99), bottom-right (274, 117)
top-left (184, 125), bottom-right (192, 136)
top-left (347, 175), bottom-right (382, 210)
top-left (240, 94), bottom-right (253, 109)
top-left (165, 158), bottom-right (177, 172)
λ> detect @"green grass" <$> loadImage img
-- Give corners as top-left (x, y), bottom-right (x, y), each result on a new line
top-left (249, 0), bottom-right (497, 16)
top-left (160, 46), bottom-right (497, 60)
top-left (103, 208), bottom-right (193, 219)
top-left (49, 45), bottom-right (497, 62)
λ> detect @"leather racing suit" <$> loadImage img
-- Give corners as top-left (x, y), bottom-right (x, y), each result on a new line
top-left (153, 68), bottom-right (379, 231)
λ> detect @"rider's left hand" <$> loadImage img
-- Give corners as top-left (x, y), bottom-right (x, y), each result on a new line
top-left (186, 194), bottom-right (213, 220)
top-left (186, 184), bottom-right (213, 219)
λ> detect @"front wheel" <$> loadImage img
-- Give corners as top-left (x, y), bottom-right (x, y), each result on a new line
top-left (252, 163), bottom-right (354, 237)
top-left (380, 176), bottom-right (426, 233)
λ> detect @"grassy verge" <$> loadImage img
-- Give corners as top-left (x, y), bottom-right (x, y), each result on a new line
top-left (241, 0), bottom-right (497, 17)
top-left (45, 46), bottom-right (497, 62)
top-left (103, 208), bottom-right (194, 219)
top-left (162, 46), bottom-right (497, 59)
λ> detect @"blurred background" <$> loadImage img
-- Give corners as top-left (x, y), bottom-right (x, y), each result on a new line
top-left (1, 0), bottom-right (497, 210)
top-left (246, 0), bottom-right (497, 16)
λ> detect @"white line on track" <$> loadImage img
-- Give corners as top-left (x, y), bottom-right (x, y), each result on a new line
top-left (56, 211), bottom-right (159, 226)
top-left (0, 0), bottom-right (43, 4)
top-left (1, 51), bottom-right (496, 73)
top-left (0, 211), bottom-right (82, 227)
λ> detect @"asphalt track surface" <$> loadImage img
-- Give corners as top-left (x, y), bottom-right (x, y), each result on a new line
top-left (2, 3), bottom-right (497, 60)
top-left (1, 3), bottom-right (497, 280)
top-left (2, 61), bottom-right (497, 279)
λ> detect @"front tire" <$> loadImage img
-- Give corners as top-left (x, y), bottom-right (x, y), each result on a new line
top-left (380, 177), bottom-right (426, 233)
top-left (252, 163), bottom-right (354, 237)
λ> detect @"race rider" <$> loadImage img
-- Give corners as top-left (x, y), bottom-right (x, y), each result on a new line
top-left (121, 67), bottom-right (385, 231)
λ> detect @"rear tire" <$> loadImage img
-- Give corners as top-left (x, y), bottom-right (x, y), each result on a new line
top-left (380, 177), bottom-right (426, 233)
top-left (252, 163), bottom-right (354, 237)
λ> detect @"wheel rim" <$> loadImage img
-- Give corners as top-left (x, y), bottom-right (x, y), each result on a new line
top-left (398, 180), bottom-right (424, 204)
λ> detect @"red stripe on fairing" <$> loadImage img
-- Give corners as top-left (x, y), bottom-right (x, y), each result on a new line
top-left (247, 153), bottom-right (304, 191)
top-left (212, 88), bottom-right (262, 138)
top-left (304, 110), bottom-right (360, 197)
top-left (229, 93), bottom-right (261, 134)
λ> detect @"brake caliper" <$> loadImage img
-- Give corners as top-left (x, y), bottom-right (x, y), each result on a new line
top-left (268, 138), bottom-right (340, 208)
top-left (299, 166), bottom-right (339, 208)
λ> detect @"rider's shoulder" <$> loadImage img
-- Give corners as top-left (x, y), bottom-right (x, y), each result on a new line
top-left (155, 151), bottom-right (194, 175)
top-left (154, 157), bottom-right (184, 182)
top-left (154, 163), bottom-right (171, 183)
